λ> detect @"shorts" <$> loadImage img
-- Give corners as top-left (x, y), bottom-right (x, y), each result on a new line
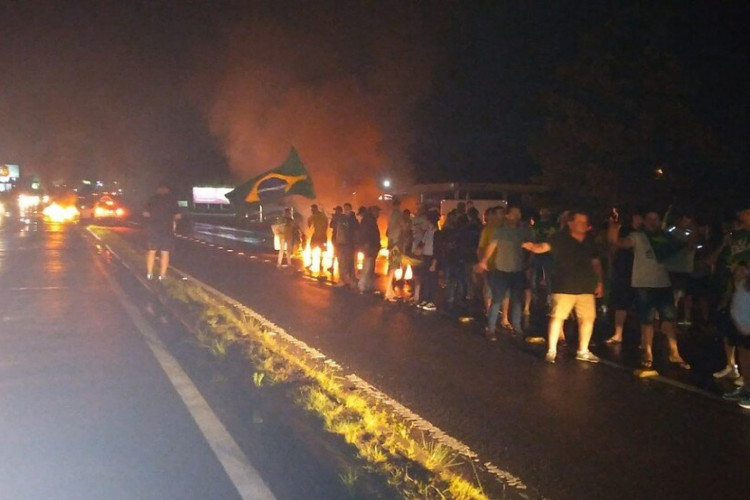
top-left (147, 231), bottom-right (175, 252)
top-left (550, 293), bottom-right (596, 322)
top-left (635, 287), bottom-right (677, 325)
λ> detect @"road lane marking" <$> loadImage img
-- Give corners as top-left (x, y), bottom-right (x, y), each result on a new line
top-left (6, 286), bottom-right (72, 291)
top-left (90, 248), bottom-right (275, 500)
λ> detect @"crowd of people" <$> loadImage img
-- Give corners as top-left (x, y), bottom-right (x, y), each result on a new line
top-left (270, 198), bottom-right (750, 408)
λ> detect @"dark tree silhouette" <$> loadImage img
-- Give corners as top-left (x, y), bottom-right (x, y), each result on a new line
top-left (530, 23), bottom-right (726, 213)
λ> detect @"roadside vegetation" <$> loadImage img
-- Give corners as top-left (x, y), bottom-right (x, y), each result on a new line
top-left (88, 226), bottom-right (521, 499)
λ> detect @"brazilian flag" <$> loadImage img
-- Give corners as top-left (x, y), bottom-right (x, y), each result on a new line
top-left (226, 147), bottom-right (316, 204)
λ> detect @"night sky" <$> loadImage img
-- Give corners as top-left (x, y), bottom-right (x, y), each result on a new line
top-left (1, 1), bottom-right (747, 205)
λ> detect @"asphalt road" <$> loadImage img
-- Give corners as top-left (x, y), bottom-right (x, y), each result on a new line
top-left (111, 221), bottom-right (750, 499)
top-left (0, 218), bottom-right (273, 499)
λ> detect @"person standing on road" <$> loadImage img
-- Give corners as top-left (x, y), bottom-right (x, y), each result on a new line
top-left (710, 205), bottom-right (750, 383)
top-left (722, 262), bottom-right (750, 407)
top-left (291, 211), bottom-right (304, 256)
top-left (329, 205), bottom-right (343, 274)
top-left (333, 203), bottom-right (358, 287)
top-left (409, 204), bottom-right (430, 304)
top-left (522, 210), bottom-right (604, 363)
top-left (274, 208), bottom-right (294, 269)
top-left (143, 182), bottom-right (181, 281)
top-left (307, 204), bottom-right (329, 275)
top-left (385, 198), bottom-right (406, 302)
top-left (476, 204), bottom-right (531, 340)
top-left (476, 206), bottom-right (504, 314)
top-left (605, 212), bottom-right (643, 344)
top-left (415, 209), bottom-right (439, 311)
top-left (529, 207), bottom-right (557, 311)
top-left (460, 207), bottom-right (483, 304)
top-left (665, 213), bottom-right (697, 324)
top-left (357, 206), bottom-right (381, 294)
top-left (608, 210), bottom-right (691, 369)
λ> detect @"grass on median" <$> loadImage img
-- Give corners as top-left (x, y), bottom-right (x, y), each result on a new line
top-left (88, 226), bottom-right (489, 500)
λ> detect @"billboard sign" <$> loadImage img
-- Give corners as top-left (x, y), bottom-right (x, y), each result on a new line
top-left (192, 186), bottom-right (233, 205)
top-left (0, 164), bottom-right (20, 182)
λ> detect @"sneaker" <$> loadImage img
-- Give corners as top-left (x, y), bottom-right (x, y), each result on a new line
top-left (576, 350), bottom-right (600, 363)
top-left (544, 351), bottom-right (556, 364)
top-left (735, 376), bottom-right (746, 387)
top-left (416, 301), bottom-right (427, 309)
top-left (146, 273), bottom-right (154, 280)
top-left (739, 396), bottom-right (750, 410)
top-left (157, 275), bottom-right (165, 282)
top-left (484, 328), bottom-right (497, 342)
top-left (713, 365), bottom-right (740, 379)
top-left (422, 302), bottom-right (437, 311)
top-left (723, 386), bottom-right (749, 401)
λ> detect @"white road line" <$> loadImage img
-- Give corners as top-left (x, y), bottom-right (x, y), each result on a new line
top-left (168, 266), bottom-right (532, 494)
top-left (6, 286), bottom-right (71, 291)
top-left (93, 255), bottom-right (276, 500)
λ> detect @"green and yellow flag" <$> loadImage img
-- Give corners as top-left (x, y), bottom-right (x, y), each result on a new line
top-left (226, 147), bottom-right (316, 204)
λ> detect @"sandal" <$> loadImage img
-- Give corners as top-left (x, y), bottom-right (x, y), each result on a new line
top-left (605, 336), bottom-right (622, 345)
top-left (669, 357), bottom-right (691, 370)
top-left (500, 321), bottom-right (513, 330)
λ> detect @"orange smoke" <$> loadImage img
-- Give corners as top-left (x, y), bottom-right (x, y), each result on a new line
top-left (204, 4), bottom-right (446, 211)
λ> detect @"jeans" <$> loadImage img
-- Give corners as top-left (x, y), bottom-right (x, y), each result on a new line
top-left (337, 245), bottom-right (355, 284)
top-left (488, 270), bottom-right (525, 332)
top-left (418, 258), bottom-right (437, 303)
top-left (445, 261), bottom-right (467, 303)
top-left (358, 255), bottom-right (376, 292)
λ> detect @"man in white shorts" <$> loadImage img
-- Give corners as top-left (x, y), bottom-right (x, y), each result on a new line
top-left (523, 209), bottom-right (604, 363)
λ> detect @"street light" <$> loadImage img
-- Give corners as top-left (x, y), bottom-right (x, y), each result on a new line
top-left (382, 179), bottom-right (392, 189)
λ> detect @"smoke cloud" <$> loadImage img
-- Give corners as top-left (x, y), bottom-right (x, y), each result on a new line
top-left (203, 2), bottom-right (444, 210)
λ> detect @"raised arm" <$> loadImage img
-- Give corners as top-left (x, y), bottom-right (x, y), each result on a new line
top-left (607, 222), bottom-right (633, 249)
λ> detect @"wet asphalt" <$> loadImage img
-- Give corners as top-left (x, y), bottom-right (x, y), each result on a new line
top-left (115, 219), bottom-right (750, 500)
top-left (0, 219), bottom-right (243, 499)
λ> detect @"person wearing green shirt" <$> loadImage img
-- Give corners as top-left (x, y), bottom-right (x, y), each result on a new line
top-left (711, 206), bottom-right (750, 384)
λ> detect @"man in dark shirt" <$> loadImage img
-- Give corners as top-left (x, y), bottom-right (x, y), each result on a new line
top-left (523, 210), bottom-right (603, 363)
top-left (357, 206), bottom-right (381, 293)
top-left (143, 182), bottom-right (181, 281)
top-left (333, 203), bottom-right (359, 287)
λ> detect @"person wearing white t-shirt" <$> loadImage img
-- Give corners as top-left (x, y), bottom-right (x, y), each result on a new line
top-left (608, 211), bottom-right (690, 369)
top-left (664, 214), bottom-right (696, 324)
